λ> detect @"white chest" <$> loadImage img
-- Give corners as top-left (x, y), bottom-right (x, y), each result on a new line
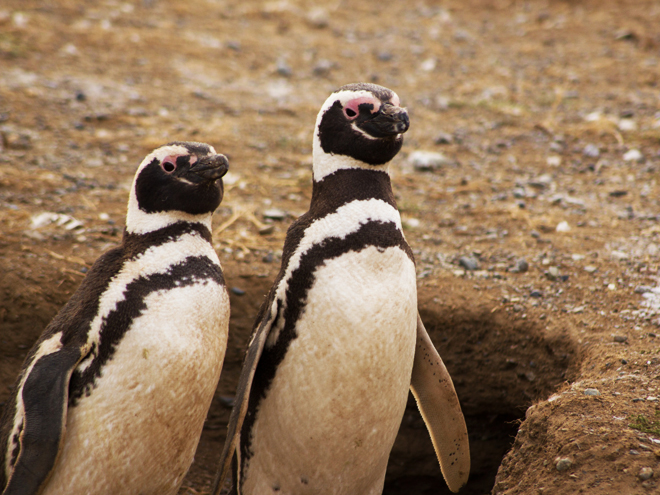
top-left (244, 245), bottom-right (417, 495)
top-left (43, 262), bottom-right (230, 495)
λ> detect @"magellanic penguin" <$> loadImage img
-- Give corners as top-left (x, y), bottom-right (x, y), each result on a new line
top-left (0, 142), bottom-right (231, 495)
top-left (212, 83), bottom-right (470, 495)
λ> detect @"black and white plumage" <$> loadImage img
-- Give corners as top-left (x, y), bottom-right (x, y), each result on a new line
top-left (212, 83), bottom-right (469, 495)
top-left (0, 142), bottom-right (231, 495)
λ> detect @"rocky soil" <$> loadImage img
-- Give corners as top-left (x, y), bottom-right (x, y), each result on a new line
top-left (1, 0), bottom-right (660, 493)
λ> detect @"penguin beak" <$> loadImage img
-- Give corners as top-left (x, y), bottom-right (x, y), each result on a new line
top-left (189, 154), bottom-right (229, 181)
top-left (357, 104), bottom-right (410, 138)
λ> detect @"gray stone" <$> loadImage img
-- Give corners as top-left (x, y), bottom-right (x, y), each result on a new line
top-left (258, 224), bottom-right (275, 235)
top-left (458, 256), bottom-right (479, 271)
top-left (583, 143), bottom-right (600, 158)
top-left (583, 388), bottom-right (600, 396)
top-left (263, 208), bottom-right (287, 220)
top-left (639, 467), bottom-right (653, 481)
top-left (409, 150), bottom-right (453, 171)
top-left (434, 131), bottom-right (454, 145)
top-left (623, 149), bottom-right (643, 162)
top-left (550, 141), bottom-right (565, 153)
top-left (635, 285), bottom-right (653, 294)
top-left (555, 458), bottom-right (572, 471)
top-left (313, 59), bottom-right (335, 76)
top-left (514, 259), bottom-right (529, 273)
top-left (276, 59), bottom-right (292, 77)
top-left (376, 51), bottom-right (393, 62)
top-left (546, 266), bottom-right (560, 280)
top-left (306, 7), bottom-right (329, 28)
top-left (613, 335), bottom-right (628, 343)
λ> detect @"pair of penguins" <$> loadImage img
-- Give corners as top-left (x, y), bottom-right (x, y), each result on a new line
top-left (0, 83), bottom-right (469, 495)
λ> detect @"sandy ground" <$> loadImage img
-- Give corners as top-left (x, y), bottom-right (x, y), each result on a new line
top-left (1, 0), bottom-right (660, 493)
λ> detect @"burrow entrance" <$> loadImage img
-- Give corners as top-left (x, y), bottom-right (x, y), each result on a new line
top-left (383, 300), bottom-right (579, 495)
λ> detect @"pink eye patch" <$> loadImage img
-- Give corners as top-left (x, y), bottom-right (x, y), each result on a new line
top-left (160, 155), bottom-right (196, 173)
top-left (343, 96), bottom-right (381, 120)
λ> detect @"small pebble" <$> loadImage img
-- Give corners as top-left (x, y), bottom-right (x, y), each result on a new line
top-left (583, 143), bottom-right (600, 158)
top-left (458, 256), bottom-right (480, 271)
top-left (530, 289), bottom-right (543, 298)
top-left (276, 59), bottom-right (293, 77)
top-left (306, 7), bottom-right (329, 28)
top-left (404, 218), bottom-right (421, 229)
top-left (623, 149), bottom-right (643, 162)
top-left (634, 285), bottom-right (653, 294)
top-left (231, 287), bottom-right (246, 296)
top-left (547, 156), bottom-right (562, 166)
top-left (376, 51), bottom-right (393, 62)
top-left (618, 119), bottom-right (637, 131)
top-left (583, 388), bottom-right (600, 396)
top-left (313, 59), bottom-right (334, 76)
top-left (258, 224), bottom-right (275, 235)
top-left (613, 335), bottom-right (628, 343)
top-left (555, 458), bottom-right (572, 471)
top-left (530, 230), bottom-right (541, 239)
top-left (550, 141), bottom-right (564, 153)
top-left (408, 150), bottom-right (453, 171)
top-left (434, 131), bottom-right (453, 145)
top-left (622, 359), bottom-right (628, 364)
top-left (556, 221), bottom-right (571, 232)
top-left (584, 265), bottom-right (598, 274)
top-left (638, 467), bottom-right (653, 481)
top-left (420, 58), bottom-right (436, 72)
top-left (546, 266), bottom-right (560, 280)
top-left (514, 258), bottom-right (529, 273)
top-left (263, 208), bottom-right (287, 220)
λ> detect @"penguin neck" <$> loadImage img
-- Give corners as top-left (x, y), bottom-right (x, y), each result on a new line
top-left (312, 135), bottom-right (391, 182)
top-left (121, 220), bottom-right (214, 257)
top-left (125, 188), bottom-right (213, 236)
top-left (309, 167), bottom-right (397, 213)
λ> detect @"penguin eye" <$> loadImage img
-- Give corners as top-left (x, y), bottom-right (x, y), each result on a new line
top-left (345, 108), bottom-right (357, 118)
top-left (161, 157), bottom-right (177, 173)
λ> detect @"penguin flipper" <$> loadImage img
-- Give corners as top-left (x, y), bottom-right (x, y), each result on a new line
top-left (410, 314), bottom-right (470, 493)
top-left (2, 343), bottom-right (86, 495)
top-left (211, 304), bottom-right (275, 495)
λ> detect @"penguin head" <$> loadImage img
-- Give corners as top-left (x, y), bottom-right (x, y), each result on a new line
top-left (126, 142), bottom-right (229, 234)
top-left (312, 83), bottom-right (409, 181)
